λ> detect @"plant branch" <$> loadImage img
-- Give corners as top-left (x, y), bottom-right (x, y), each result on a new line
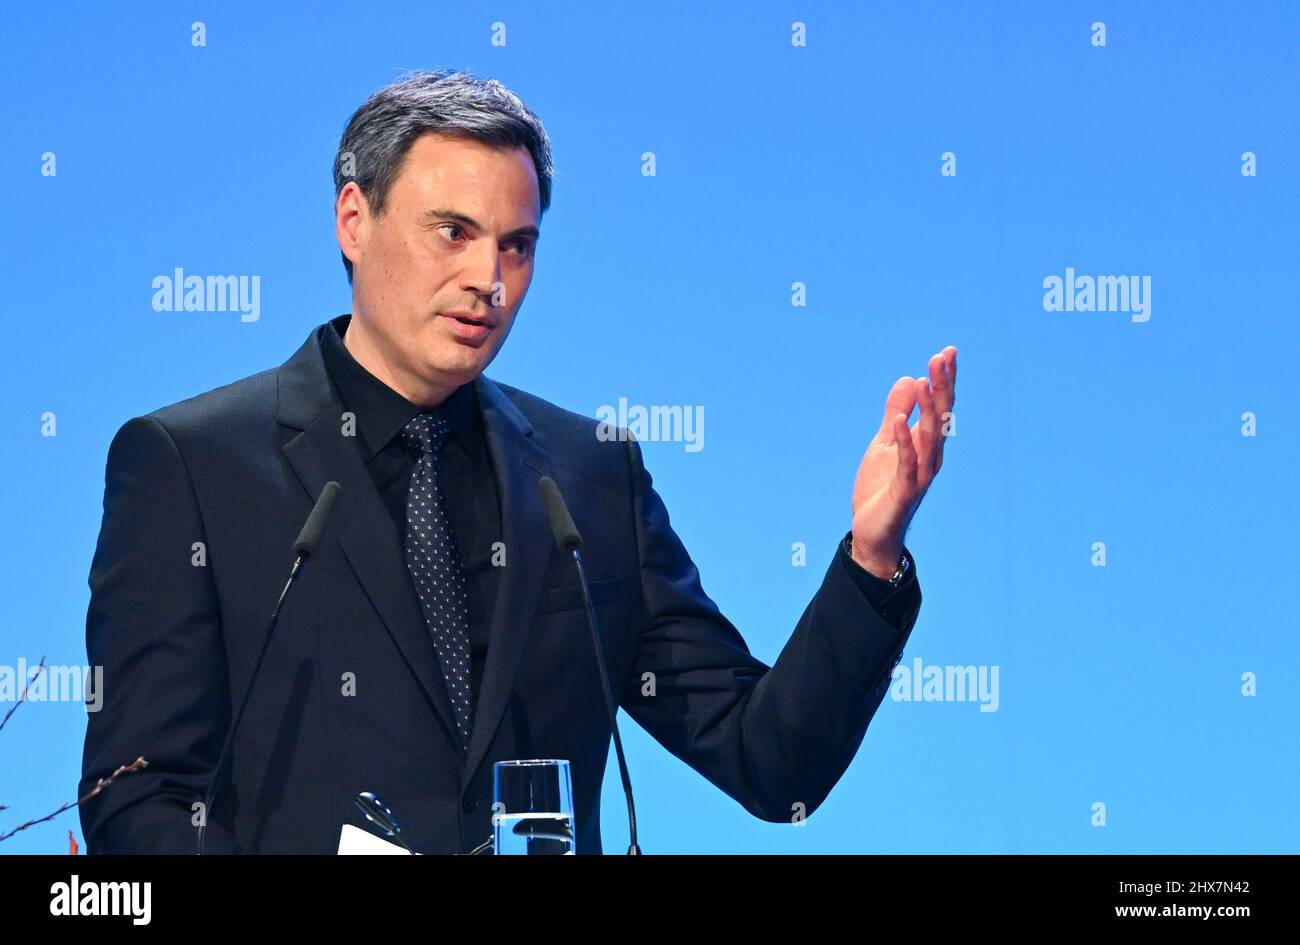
top-left (0, 655), bottom-right (47, 735)
top-left (0, 756), bottom-right (149, 844)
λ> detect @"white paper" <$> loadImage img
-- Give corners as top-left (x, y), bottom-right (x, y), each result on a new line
top-left (337, 822), bottom-right (419, 855)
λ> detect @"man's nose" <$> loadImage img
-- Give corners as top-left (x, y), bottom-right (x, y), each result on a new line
top-left (460, 241), bottom-right (502, 299)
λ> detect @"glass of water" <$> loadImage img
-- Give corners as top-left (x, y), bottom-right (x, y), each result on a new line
top-left (492, 759), bottom-right (575, 855)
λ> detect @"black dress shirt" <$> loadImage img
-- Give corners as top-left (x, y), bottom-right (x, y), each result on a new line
top-left (319, 313), bottom-right (920, 711)
top-left (321, 314), bottom-right (502, 709)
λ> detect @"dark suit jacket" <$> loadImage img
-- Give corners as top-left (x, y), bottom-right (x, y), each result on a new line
top-left (79, 321), bottom-right (921, 854)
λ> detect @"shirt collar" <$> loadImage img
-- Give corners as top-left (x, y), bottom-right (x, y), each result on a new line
top-left (320, 313), bottom-right (478, 461)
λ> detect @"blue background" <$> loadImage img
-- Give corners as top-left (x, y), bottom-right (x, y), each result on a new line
top-left (2, 0), bottom-right (1296, 853)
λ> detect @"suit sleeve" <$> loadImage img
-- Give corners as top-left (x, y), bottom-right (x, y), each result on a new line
top-left (618, 435), bottom-right (920, 824)
top-left (835, 531), bottom-right (921, 630)
top-left (79, 416), bottom-right (236, 853)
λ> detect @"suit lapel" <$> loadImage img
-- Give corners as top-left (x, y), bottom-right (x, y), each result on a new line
top-left (276, 327), bottom-right (463, 752)
top-left (274, 325), bottom-right (559, 785)
top-left (463, 374), bottom-right (556, 787)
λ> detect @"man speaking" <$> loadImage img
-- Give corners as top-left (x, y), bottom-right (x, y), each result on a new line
top-left (79, 70), bottom-right (957, 854)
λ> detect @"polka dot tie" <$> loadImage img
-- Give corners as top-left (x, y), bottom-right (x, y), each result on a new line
top-left (401, 412), bottom-right (474, 750)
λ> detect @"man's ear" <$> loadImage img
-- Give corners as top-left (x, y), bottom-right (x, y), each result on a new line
top-left (335, 181), bottom-right (370, 274)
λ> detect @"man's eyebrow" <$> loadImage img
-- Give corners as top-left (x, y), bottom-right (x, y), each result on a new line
top-left (423, 207), bottom-right (540, 240)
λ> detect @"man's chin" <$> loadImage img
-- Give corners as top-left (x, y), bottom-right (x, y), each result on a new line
top-left (425, 322), bottom-right (507, 383)
top-left (425, 350), bottom-right (491, 388)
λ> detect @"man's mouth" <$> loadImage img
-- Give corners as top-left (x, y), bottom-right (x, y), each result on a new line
top-left (440, 311), bottom-right (497, 345)
top-left (443, 310), bottom-right (494, 328)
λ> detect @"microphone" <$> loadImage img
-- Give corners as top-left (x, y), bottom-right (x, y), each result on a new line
top-left (197, 481), bottom-right (342, 854)
top-left (294, 481), bottom-right (342, 558)
top-left (537, 475), bottom-right (642, 855)
top-left (354, 791), bottom-right (414, 854)
top-left (352, 791), bottom-right (491, 854)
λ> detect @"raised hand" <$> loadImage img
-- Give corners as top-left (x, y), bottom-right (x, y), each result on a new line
top-left (849, 346), bottom-right (957, 578)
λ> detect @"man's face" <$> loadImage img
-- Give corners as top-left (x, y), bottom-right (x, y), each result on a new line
top-left (337, 132), bottom-right (541, 402)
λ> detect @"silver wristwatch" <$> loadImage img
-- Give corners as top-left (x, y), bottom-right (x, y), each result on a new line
top-left (846, 536), bottom-right (911, 586)
top-left (887, 550), bottom-right (911, 587)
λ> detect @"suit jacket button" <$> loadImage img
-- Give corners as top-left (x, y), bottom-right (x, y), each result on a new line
top-left (462, 795), bottom-right (479, 813)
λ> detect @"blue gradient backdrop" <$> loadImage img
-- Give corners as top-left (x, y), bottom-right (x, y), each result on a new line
top-left (2, 0), bottom-right (1296, 853)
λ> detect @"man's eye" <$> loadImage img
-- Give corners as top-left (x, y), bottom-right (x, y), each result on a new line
top-left (508, 240), bottom-right (532, 256)
top-left (437, 224), bottom-right (463, 242)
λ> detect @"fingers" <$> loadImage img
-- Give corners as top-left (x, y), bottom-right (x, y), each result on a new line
top-left (918, 347), bottom-right (957, 481)
top-left (930, 346), bottom-right (956, 413)
top-left (915, 375), bottom-right (938, 477)
top-left (893, 413), bottom-right (919, 490)
top-left (881, 349), bottom-right (956, 491)
top-left (880, 376), bottom-right (918, 435)
top-left (928, 351), bottom-right (946, 393)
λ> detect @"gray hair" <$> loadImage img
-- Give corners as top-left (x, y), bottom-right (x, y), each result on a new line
top-left (333, 69), bottom-right (554, 283)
